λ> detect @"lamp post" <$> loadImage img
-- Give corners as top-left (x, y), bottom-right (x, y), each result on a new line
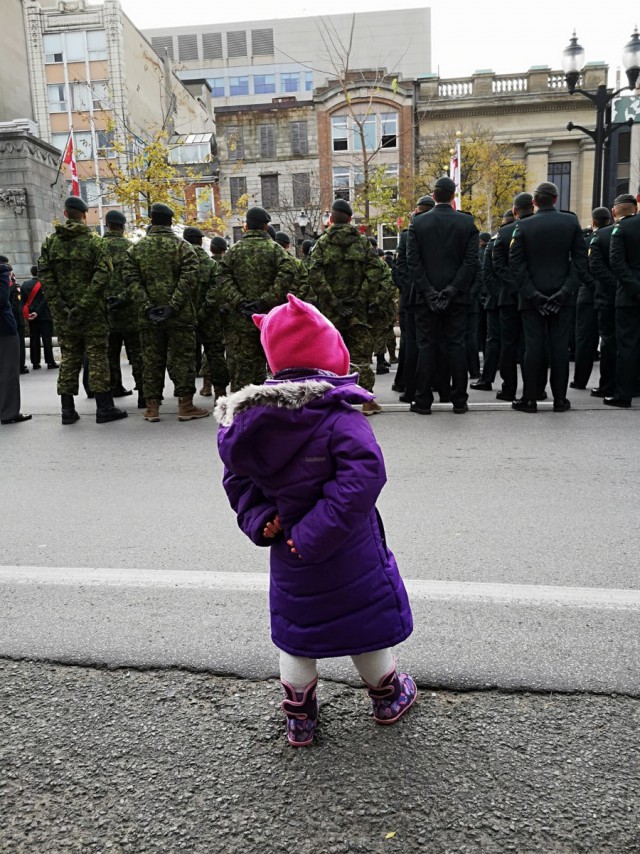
top-left (322, 210), bottom-right (331, 229)
top-left (562, 29), bottom-right (640, 209)
top-left (296, 209), bottom-right (310, 236)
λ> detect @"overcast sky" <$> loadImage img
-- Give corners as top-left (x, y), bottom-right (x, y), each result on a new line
top-left (119, 0), bottom-right (636, 83)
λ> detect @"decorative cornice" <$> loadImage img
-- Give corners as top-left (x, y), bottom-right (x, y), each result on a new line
top-left (0, 136), bottom-right (61, 167)
top-left (0, 189), bottom-right (27, 216)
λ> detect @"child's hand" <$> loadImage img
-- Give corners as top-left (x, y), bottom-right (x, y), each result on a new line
top-left (287, 538), bottom-right (302, 559)
top-left (263, 515), bottom-right (283, 540)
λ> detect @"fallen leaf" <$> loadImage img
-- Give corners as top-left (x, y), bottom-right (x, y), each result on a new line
top-left (385, 831), bottom-right (397, 839)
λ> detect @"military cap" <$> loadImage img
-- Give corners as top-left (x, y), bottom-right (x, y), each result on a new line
top-left (150, 202), bottom-right (174, 217)
top-left (613, 193), bottom-right (637, 206)
top-left (64, 195), bottom-right (88, 213)
top-left (513, 192), bottom-right (533, 210)
top-left (274, 231), bottom-right (292, 246)
top-left (105, 210), bottom-right (126, 225)
top-left (416, 194), bottom-right (435, 208)
top-left (301, 239), bottom-right (314, 253)
top-left (503, 209), bottom-right (515, 218)
top-left (592, 206), bottom-right (611, 220)
top-left (183, 226), bottom-right (204, 242)
top-left (0, 255), bottom-right (8, 263)
top-left (534, 182), bottom-right (559, 197)
top-left (368, 236), bottom-right (378, 247)
top-left (434, 176), bottom-right (456, 193)
top-left (331, 198), bottom-right (353, 216)
top-left (267, 224), bottom-right (277, 240)
top-left (210, 236), bottom-right (228, 252)
top-left (246, 206), bottom-right (271, 224)
top-left (479, 232), bottom-right (492, 242)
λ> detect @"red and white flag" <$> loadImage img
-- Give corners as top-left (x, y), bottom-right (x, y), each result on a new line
top-left (62, 132), bottom-right (80, 197)
top-left (449, 145), bottom-right (461, 211)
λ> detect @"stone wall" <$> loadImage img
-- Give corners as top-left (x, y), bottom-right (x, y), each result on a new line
top-left (0, 123), bottom-right (67, 278)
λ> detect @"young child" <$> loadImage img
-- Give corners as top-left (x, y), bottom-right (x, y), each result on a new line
top-left (215, 293), bottom-right (416, 747)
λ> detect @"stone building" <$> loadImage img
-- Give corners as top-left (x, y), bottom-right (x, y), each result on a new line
top-left (22, 0), bottom-right (216, 232)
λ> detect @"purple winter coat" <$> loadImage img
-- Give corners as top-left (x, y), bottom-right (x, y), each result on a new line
top-left (215, 373), bottom-right (413, 658)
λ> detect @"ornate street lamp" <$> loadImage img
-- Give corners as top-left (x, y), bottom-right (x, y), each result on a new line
top-left (322, 210), bottom-right (331, 228)
top-left (562, 29), bottom-right (638, 208)
top-left (296, 209), bottom-right (310, 236)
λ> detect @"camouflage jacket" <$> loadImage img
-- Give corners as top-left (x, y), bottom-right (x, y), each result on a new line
top-left (292, 257), bottom-right (316, 303)
top-left (308, 225), bottom-right (387, 326)
top-left (216, 230), bottom-right (297, 315)
top-left (103, 231), bottom-right (138, 330)
top-left (123, 226), bottom-right (198, 328)
top-left (192, 245), bottom-right (215, 314)
top-left (38, 221), bottom-right (111, 335)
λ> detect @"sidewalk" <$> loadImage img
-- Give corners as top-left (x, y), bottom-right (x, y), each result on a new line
top-left (2, 660), bottom-right (638, 853)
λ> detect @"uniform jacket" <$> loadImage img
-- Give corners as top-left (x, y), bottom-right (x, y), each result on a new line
top-left (103, 232), bottom-right (137, 331)
top-left (308, 225), bottom-right (386, 326)
top-left (509, 206), bottom-right (588, 307)
top-left (576, 232), bottom-right (599, 306)
top-left (9, 277), bottom-right (24, 329)
top-left (0, 265), bottom-right (17, 337)
top-left (124, 225), bottom-right (198, 328)
top-left (479, 240), bottom-right (499, 311)
top-left (610, 214), bottom-right (640, 308)
top-left (587, 225), bottom-right (617, 309)
top-left (394, 229), bottom-right (409, 310)
top-left (38, 221), bottom-right (111, 336)
top-left (21, 276), bottom-right (52, 323)
top-left (215, 374), bottom-right (413, 658)
top-left (492, 219), bottom-right (523, 307)
top-left (216, 230), bottom-right (298, 314)
top-left (192, 244), bottom-right (214, 315)
top-left (406, 204), bottom-right (479, 304)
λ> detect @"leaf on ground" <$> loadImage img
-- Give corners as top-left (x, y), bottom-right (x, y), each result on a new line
top-left (385, 831), bottom-right (397, 839)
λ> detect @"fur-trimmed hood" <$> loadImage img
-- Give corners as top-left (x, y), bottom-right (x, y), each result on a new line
top-left (215, 375), bottom-right (372, 478)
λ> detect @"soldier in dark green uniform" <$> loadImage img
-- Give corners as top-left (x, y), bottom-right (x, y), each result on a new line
top-left (103, 210), bottom-right (145, 408)
top-left (123, 203), bottom-right (208, 423)
top-left (308, 199), bottom-right (387, 414)
top-left (216, 207), bottom-right (297, 391)
top-left (38, 196), bottom-right (127, 425)
top-left (274, 231), bottom-right (315, 302)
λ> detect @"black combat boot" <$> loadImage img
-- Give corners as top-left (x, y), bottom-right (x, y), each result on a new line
top-left (375, 354), bottom-right (390, 375)
top-left (137, 391), bottom-right (146, 409)
top-left (61, 393), bottom-right (80, 425)
top-left (95, 392), bottom-right (128, 424)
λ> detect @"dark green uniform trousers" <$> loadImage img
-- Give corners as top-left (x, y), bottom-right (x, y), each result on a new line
top-left (139, 326), bottom-right (196, 400)
top-left (58, 332), bottom-right (110, 395)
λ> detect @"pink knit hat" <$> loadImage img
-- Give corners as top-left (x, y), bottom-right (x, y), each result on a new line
top-left (253, 293), bottom-right (350, 375)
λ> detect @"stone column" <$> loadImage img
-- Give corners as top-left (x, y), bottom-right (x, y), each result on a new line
top-left (578, 139), bottom-right (596, 224)
top-left (524, 139), bottom-right (551, 189)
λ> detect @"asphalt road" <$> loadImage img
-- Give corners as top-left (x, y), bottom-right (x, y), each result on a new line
top-left (2, 660), bottom-right (639, 854)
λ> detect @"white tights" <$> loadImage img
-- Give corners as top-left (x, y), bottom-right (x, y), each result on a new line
top-left (279, 648), bottom-right (395, 691)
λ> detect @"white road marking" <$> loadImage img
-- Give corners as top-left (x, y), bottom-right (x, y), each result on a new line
top-left (1, 566), bottom-right (639, 611)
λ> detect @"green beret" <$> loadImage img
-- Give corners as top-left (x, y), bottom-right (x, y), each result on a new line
top-left (65, 195), bottom-right (88, 213)
top-left (183, 226), bottom-right (204, 243)
top-left (246, 206), bottom-right (271, 224)
top-left (331, 198), bottom-right (353, 216)
top-left (416, 195), bottom-right (435, 208)
top-left (274, 231), bottom-right (291, 246)
top-left (513, 193), bottom-right (533, 210)
top-left (210, 236), bottom-right (228, 252)
top-left (105, 210), bottom-right (126, 225)
top-left (434, 176), bottom-right (456, 193)
top-left (150, 202), bottom-right (174, 217)
top-left (534, 182), bottom-right (558, 197)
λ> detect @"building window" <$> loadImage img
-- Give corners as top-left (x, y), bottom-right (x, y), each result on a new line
top-left (168, 142), bottom-right (211, 164)
top-left (208, 77), bottom-right (225, 97)
top-left (290, 121), bottom-right (308, 156)
top-left (202, 32), bottom-right (223, 60)
top-left (47, 83), bottom-right (68, 113)
top-left (254, 74), bottom-right (276, 95)
top-left (73, 132), bottom-right (94, 160)
top-left (261, 175), bottom-right (279, 209)
top-left (151, 36), bottom-right (174, 60)
top-left (385, 164), bottom-right (399, 200)
top-left (65, 31), bottom-right (87, 62)
top-left (178, 34), bottom-right (198, 62)
top-left (292, 173), bottom-right (310, 208)
top-left (259, 124), bottom-right (276, 158)
top-left (229, 176), bottom-right (247, 209)
top-left (96, 129), bottom-right (115, 158)
top-left (71, 83), bottom-right (92, 112)
top-left (91, 81), bottom-right (109, 110)
top-left (381, 225), bottom-right (399, 251)
top-left (331, 116), bottom-right (348, 152)
top-left (305, 71), bottom-right (313, 92)
top-left (281, 72), bottom-right (300, 93)
top-left (87, 30), bottom-right (108, 61)
top-left (196, 187), bottom-right (214, 221)
top-left (251, 28), bottom-right (274, 56)
top-left (227, 31), bottom-right (248, 58)
top-left (232, 226), bottom-right (244, 244)
top-left (51, 133), bottom-right (68, 152)
top-left (43, 33), bottom-right (63, 63)
top-left (229, 76), bottom-right (249, 96)
top-left (381, 112), bottom-right (398, 148)
top-left (548, 162), bottom-right (571, 210)
top-left (353, 114), bottom-right (376, 152)
top-left (226, 127), bottom-right (244, 161)
top-left (333, 167), bottom-right (350, 201)
top-left (79, 179), bottom-right (101, 206)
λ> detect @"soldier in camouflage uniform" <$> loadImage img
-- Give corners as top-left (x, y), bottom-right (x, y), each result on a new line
top-left (308, 199), bottom-right (387, 414)
top-left (366, 238), bottom-right (397, 376)
top-left (123, 203), bottom-right (209, 423)
top-left (216, 207), bottom-right (298, 391)
top-left (103, 210), bottom-right (145, 409)
top-left (183, 227), bottom-right (229, 401)
top-left (274, 231), bottom-right (316, 302)
top-left (38, 196), bottom-right (127, 425)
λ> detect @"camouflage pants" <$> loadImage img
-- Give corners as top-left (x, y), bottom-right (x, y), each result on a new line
top-left (337, 321), bottom-right (375, 392)
top-left (108, 327), bottom-right (144, 392)
top-left (57, 332), bottom-right (110, 395)
top-left (225, 318), bottom-right (268, 392)
top-left (139, 326), bottom-right (196, 399)
top-left (198, 327), bottom-right (229, 389)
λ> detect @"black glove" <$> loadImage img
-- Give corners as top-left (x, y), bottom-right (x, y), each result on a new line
top-left (544, 290), bottom-right (569, 315)
top-left (238, 301), bottom-right (263, 319)
top-left (529, 292), bottom-right (549, 315)
top-left (435, 286), bottom-right (457, 312)
top-left (106, 296), bottom-right (124, 311)
top-left (335, 298), bottom-right (358, 318)
top-left (146, 305), bottom-right (174, 324)
top-left (66, 306), bottom-right (81, 324)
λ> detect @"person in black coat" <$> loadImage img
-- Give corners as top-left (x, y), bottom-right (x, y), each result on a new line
top-left (605, 192), bottom-right (640, 407)
top-left (0, 261), bottom-right (31, 425)
top-left (21, 265), bottom-right (58, 370)
top-left (471, 229), bottom-right (503, 389)
top-left (509, 181), bottom-right (588, 412)
top-left (4, 262), bottom-right (28, 374)
top-left (466, 232), bottom-right (490, 382)
top-left (407, 176), bottom-right (479, 414)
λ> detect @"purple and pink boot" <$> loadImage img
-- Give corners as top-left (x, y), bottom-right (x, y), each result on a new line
top-left (281, 678), bottom-right (318, 747)
top-left (364, 661), bottom-right (418, 724)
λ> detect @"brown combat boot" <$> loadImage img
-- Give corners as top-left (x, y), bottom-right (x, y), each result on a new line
top-left (143, 399), bottom-right (160, 422)
top-left (362, 401), bottom-right (383, 417)
top-left (213, 386), bottom-right (227, 401)
top-left (200, 378), bottom-right (212, 397)
top-left (178, 395), bottom-right (210, 421)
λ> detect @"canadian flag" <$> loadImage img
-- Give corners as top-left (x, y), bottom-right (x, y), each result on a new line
top-left (62, 132), bottom-right (80, 197)
top-left (449, 150), bottom-right (460, 211)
